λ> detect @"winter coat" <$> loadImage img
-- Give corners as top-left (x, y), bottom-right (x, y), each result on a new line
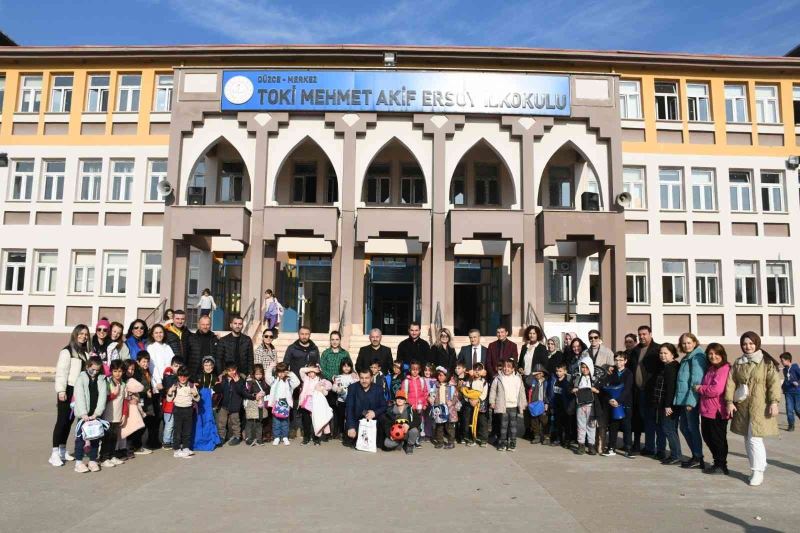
top-left (216, 376), bottom-right (255, 412)
top-left (332, 373), bottom-right (358, 403)
top-left (381, 404), bottom-right (421, 438)
top-left (651, 360), bottom-right (679, 409)
top-left (428, 382), bottom-right (461, 422)
top-left (697, 363), bottom-right (731, 420)
top-left (165, 325), bottom-right (191, 359)
top-left (283, 340), bottom-right (321, 377)
top-left (355, 344), bottom-right (393, 375)
top-left (673, 347), bottom-right (708, 408)
top-left (397, 337), bottom-right (431, 370)
top-left (488, 373), bottom-right (527, 414)
top-left (266, 372), bottom-right (300, 408)
top-left (125, 336), bottom-right (147, 361)
top-left (635, 341), bottom-right (663, 390)
top-left (107, 341), bottom-right (130, 362)
top-left (583, 345), bottom-right (615, 369)
top-left (782, 363), bottom-right (800, 394)
top-left (54, 346), bottom-right (89, 393)
top-left (519, 343), bottom-right (549, 375)
top-left (244, 377), bottom-right (269, 419)
top-left (604, 368), bottom-right (633, 408)
top-left (215, 333), bottom-right (255, 377)
top-left (298, 368), bottom-right (332, 411)
top-left (344, 382), bottom-right (387, 431)
top-left (545, 351), bottom-right (565, 376)
top-left (102, 379), bottom-right (126, 423)
top-left (254, 343), bottom-right (278, 369)
top-left (402, 375), bottom-right (430, 410)
top-left (73, 371), bottom-right (108, 419)
top-left (428, 345), bottom-right (457, 374)
top-left (187, 330), bottom-right (219, 379)
top-left (725, 351), bottom-right (782, 437)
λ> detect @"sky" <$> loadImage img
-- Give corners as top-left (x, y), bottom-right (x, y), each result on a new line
top-left (1, 0), bottom-right (799, 56)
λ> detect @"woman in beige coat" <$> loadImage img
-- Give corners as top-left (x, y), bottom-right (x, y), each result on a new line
top-left (725, 331), bottom-right (782, 486)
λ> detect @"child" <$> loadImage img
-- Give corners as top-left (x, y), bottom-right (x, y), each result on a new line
top-left (780, 352), bottom-right (800, 431)
top-left (422, 363), bottom-right (437, 440)
top-left (381, 390), bottom-right (420, 455)
top-left (386, 360), bottom-right (405, 402)
top-left (604, 352), bottom-right (634, 457)
top-left (160, 355), bottom-right (183, 449)
top-left (653, 343), bottom-right (681, 465)
top-left (298, 365), bottom-right (332, 445)
top-left (460, 362), bottom-right (488, 447)
top-left (135, 352), bottom-right (159, 454)
top-left (266, 362), bottom-right (300, 446)
top-left (193, 356), bottom-right (221, 452)
top-left (454, 362), bottom-right (469, 443)
top-left (548, 364), bottom-right (571, 448)
top-left (428, 366), bottom-right (460, 449)
top-left (370, 360), bottom-right (390, 403)
top-left (526, 363), bottom-right (550, 445)
top-left (73, 356), bottom-right (108, 473)
top-left (166, 366), bottom-right (200, 457)
top-left (215, 362), bottom-right (255, 446)
top-left (332, 358), bottom-right (358, 445)
top-left (573, 356), bottom-right (599, 455)
top-left (245, 364), bottom-right (270, 446)
top-left (99, 359), bottom-right (126, 468)
top-left (401, 360), bottom-right (429, 447)
top-left (489, 359), bottom-right (527, 451)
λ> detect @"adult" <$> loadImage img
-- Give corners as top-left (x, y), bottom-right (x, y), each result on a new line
top-left (196, 288), bottom-right (217, 317)
top-left (215, 315), bottom-right (254, 377)
top-left (584, 329), bottom-right (614, 369)
top-left (125, 319), bottom-right (148, 361)
top-left (457, 329), bottom-right (487, 369)
top-left (545, 336), bottom-right (564, 375)
top-left (396, 321), bottom-right (431, 371)
top-left (50, 324), bottom-right (91, 467)
top-left (165, 309), bottom-right (191, 360)
top-left (634, 325), bottom-right (662, 456)
top-left (429, 328), bottom-right (457, 374)
top-left (106, 321), bottom-right (130, 362)
top-left (91, 319), bottom-right (111, 360)
top-left (262, 289), bottom-right (283, 330)
top-left (695, 343), bottom-right (731, 475)
top-left (254, 327), bottom-right (278, 369)
top-left (623, 333), bottom-right (639, 368)
top-left (320, 330), bottom-right (350, 382)
top-left (356, 328), bottom-right (393, 375)
top-left (622, 332), bottom-right (642, 447)
top-left (162, 308), bottom-right (174, 327)
top-left (674, 332), bottom-right (708, 470)
top-left (519, 325), bottom-right (548, 376)
top-left (566, 337), bottom-right (588, 376)
top-left (283, 326), bottom-right (321, 377)
top-left (486, 325), bottom-right (518, 380)
top-left (147, 324), bottom-right (175, 393)
top-left (725, 332), bottom-right (782, 487)
top-left (187, 315), bottom-right (219, 379)
top-left (344, 369), bottom-right (388, 445)
top-left (563, 331), bottom-right (577, 349)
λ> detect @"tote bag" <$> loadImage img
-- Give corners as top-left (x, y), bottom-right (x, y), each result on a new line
top-left (355, 418), bottom-right (377, 453)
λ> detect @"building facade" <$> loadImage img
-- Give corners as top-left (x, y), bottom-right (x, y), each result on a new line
top-left (1, 44), bottom-right (799, 366)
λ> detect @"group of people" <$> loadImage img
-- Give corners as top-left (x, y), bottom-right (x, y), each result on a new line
top-left (49, 308), bottom-right (796, 487)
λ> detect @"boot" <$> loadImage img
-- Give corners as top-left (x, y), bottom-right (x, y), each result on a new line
top-left (577, 444), bottom-right (586, 455)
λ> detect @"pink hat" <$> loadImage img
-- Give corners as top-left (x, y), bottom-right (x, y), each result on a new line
top-left (96, 319), bottom-right (111, 330)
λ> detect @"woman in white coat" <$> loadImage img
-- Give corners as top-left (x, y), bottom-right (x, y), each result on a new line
top-left (50, 324), bottom-right (91, 467)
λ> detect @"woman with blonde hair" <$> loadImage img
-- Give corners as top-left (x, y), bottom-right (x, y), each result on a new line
top-left (430, 328), bottom-right (457, 374)
top-left (673, 332), bottom-right (707, 470)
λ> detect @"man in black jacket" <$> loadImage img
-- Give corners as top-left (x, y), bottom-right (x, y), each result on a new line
top-left (396, 322), bottom-right (430, 371)
top-left (283, 326), bottom-right (320, 437)
top-left (356, 328), bottom-right (393, 374)
top-left (633, 325), bottom-right (662, 456)
top-left (165, 309), bottom-right (191, 359)
top-left (215, 315), bottom-right (254, 377)
top-left (187, 315), bottom-right (218, 379)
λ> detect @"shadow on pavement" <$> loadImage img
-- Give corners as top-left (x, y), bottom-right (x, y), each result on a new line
top-left (705, 510), bottom-right (782, 533)
top-left (728, 451), bottom-right (800, 475)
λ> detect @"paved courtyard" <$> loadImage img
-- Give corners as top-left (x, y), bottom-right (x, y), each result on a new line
top-left (1, 381), bottom-right (797, 533)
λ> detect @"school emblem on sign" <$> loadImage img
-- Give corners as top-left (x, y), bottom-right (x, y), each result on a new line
top-left (223, 75), bottom-right (254, 105)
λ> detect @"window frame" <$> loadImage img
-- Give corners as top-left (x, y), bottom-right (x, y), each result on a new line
top-left (18, 74), bottom-right (42, 113)
top-left (626, 259), bottom-right (649, 304)
top-left (588, 257), bottom-right (600, 304)
top-left (103, 251), bottom-right (128, 295)
top-left (690, 168), bottom-right (716, 211)
top-left (766, 261), bottom-right (792, 305)
top-left (146, 159), bottom-right (168, 202)
top-left (662, 259), bottom-right (688, 305)
top-left (49, 74), bottom-right (73, 113)
top-left (116, 73), bottom-right (141, 113)
top-left (622, 166), bottom-right (646, 209)
top-left (400, 164), bottom-right (426, 205)
top-left (9, 159), bottom-right (34, 201)
top-left (734, 261), bottom-right (759, 305)
top-left (70, 251), bottom-right (96, 295)
top-left (474, 162), bottom-right (500, 206)
top-left (654, 81), bottom-right (680, 121)
top-left (33, 250), bottom-right (58, 294)
top-left (695, 260), bottom-right (721, 305)
top-left (78, 159), bottom-right (103, 202)
top-left (760, 171), bottom-right (785, 213)
top-left (153, 74), bottom-right (173, 112)
top-left (40, 159), bottom-right (65, 202)
top-left (2, 250), bottom-right (27, 294)
top-left (140, 251), bottom-right (162, 297)
top-left (729, 171), bottom-right (754, 212)
top-left (755, 84), bottom-right (780, 124)
top-left (0, 75), bottom-right (5, 110)
top-left (687, 82), bottom-right (711, 122)
top-left (548, 166), bottom-right (573, 209)
top-left (108, 159), bottom-right (134, 202)
top-left (366, 163), bottom-right (391, 204)
top-left (548, 258), bottom-right (576, 304)
top-left (218, 161), bottom-right (245, 203)
top-left (658, 167), bottom-right (683, 211)
top-left (793, 85), bottom-right (800, 126)
top-left (725, 83), bottom-right (749, 123)
top-left (618, 80), bottom-right (642, 120)
top-left (291, 161), bottom-right (318, 204)
top-left (85, 74), bottom-right (110, 113)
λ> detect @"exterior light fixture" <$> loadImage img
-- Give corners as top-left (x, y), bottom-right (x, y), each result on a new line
top-left (384, 52), bottom-right (396, 67)
top-left (787, 155), bottom-right (799, 169)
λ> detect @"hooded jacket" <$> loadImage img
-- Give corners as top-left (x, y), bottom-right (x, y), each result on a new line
top-left (673, 347), bottom-right (708, 408)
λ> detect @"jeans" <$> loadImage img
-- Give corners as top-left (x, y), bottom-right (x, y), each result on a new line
top-left (172, 406), bottom-right (193, 450)
top-left (273, 417), bottom-right (289, 439)
top-left (74, 434), bottom-right (100, 461)
top-left (499, 409), bottom-right (519, 446)
top-left (701, 416), bottom-right (728, 468)
top-left (550, 409), bottom-right (568, 444)
top-left (162, 412), bottom-right (174, 445)
top-left (607, 407), bottom-right (632, 451)
top-left (745, 421), bottom-right (767, 472)
top-left (785, 392), bottom-right (800, 426)
top-left (384, 427), bottom-right (420, 450)
top-left (661, 413), bottom-right (682, 459)
top-left (52, 385), bottom-right (75, 447)
top-left (677, 406), bottom-right (703, 459)
top-left (639, 390), bottom-right (664, 453)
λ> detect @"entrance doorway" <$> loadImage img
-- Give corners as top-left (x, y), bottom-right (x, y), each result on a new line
top-left (453, 257), bottom-right (501, 336)
top-left (211, 253), bottom-right (242, 331)
top-left (373, 284), bottom-right (413, 335)
top-left (277, 255), bottom-right (332, 333)
top-left (365, 256), bottom-right (421, 334)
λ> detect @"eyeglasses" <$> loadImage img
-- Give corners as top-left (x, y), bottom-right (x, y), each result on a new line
top-left (588, 336), bottom-right (599, 340)
top-left (132, 326), bottom-right (144, 331)
top-left (96, 328), bottom-right (108, 333)
top-left (263, 335), bottom-right (273, 339)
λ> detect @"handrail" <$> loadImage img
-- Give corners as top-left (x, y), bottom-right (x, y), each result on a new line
top-left (338, 299), bottom-right (348, 331)
top-left (142, 298), bottom-right (167, 327)
top-left (526, 301), bottom-right (547, 340)
top-left (431, 301), bottom-right (443, 344)
top-left (242, 297), bottom-right (257, 335)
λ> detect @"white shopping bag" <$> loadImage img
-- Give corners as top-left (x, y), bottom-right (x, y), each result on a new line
top-left (355, 418), bottom-right (377, 453)
top-left (311, 390), bottom-right (333, 435)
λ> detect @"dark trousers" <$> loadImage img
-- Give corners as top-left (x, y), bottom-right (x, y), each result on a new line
top-left (100, 422), bottom-right (120, 461)
top-left (335, 402), bottom-right (347, 441)
top-left (301, 407), bottom-right (319, 443)
top-left (701, 416), bottom-right (729, 468)
top-left (530, 413), bottom-right (549, 441)
top-left (463, 404), bottom-right (489, 444)
top-left (245, 419), bottom-right (262, 442)
top-left (146, 393), bottom-right (162, 449)
top-left (52, 385), bottom-right (74, 447)
top-left (290, 388), bottom-right (302, 431)
top-left (129, 427), bottom-right (145, 450)
top-left (661, 413), bottom-right (682, 459)
top-left (172, 406), bottom-right (194, 450)
top-left (607, 407), bottom-right (632, 451)
top-left (550, 409), bottom-right (568, 443)
top-left (631, 385), bottom-right (643, 447)
top-left (433, 422), bottom-right (455, 445)
top-left (74, 434), bottom-right (100, 461)
top-left (457, 407), bottom-right (468, 443)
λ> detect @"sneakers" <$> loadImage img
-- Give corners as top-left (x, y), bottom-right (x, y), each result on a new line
top-left (587, 446), bottom-right (597, 456)
top-left (282, 437), bottom-right (291, 446)
top-left (134, 448), bottom-right (153, 455)
top-left (749, 470), bottom-right (764, 486)
top-left (404, 444), bottom-right (414, 455)
top-left (74, 462), bottom-right (89, 473)
top-left (101, 459), bottom-right (116, 468)
top-left (228, 437), bottom-right (241, 446)
top-left (601, 449), bottom-right (616, 457)
top-left (173, 450), bottom-right (192, 459)
top-left (111, 457), bottom-right (125, 466)
top-left (465, 441), bottom-right (477, 447)
top-left (478, 442), bottom-right (487, 448)
top-left (444, 443), bottom-right (455, 450)
top-left (508, 441), bottom-right (517, 452)
top-left (272, 438), bottom-right (281, 446)
top-left (183, 448), bottom-right (195, 456)
top-left (300, 440), bottom-right (311, 446)
top-left (681, 457), bottom-right (703, 469)
top-left (661, 457), bottom-right (682, 466)
top-left (87, 461), bottom-right (100, 472)
top-left (59, 446), bottom-right (74, 462)
top-left (255, 439), bottom-right (265, 446)
top-left (49, 451), bottom-right (64, 467)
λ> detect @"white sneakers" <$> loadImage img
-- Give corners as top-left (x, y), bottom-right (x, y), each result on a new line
top-left (272, 438), bottom-right (281, 446)
top-left (749, 470), bottom-right (764, 486)
top-left (74, 462), bottom-right (89, 473)
top-left (49, 451), bottom-right (64, 467)
top-left (173, 449), bottom-right (195, 458)
top-left (61, 448), bottom-right (74, 462)
top-left (110, 457), bottom-right (125, 466)
top-left (87, 461), bottom-right (100, 472)
top-left (134, 448), bottom-right (153, 455)
top-left (183, 448), bottom-right (195, 456)
top-left (282, 437), bottom-right (291, 446)
top-left (101, 459), bottom-right (116, 468)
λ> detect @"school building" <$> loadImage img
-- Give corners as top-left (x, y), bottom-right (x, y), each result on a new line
top-left (1, 42), bottom-right (800, 365)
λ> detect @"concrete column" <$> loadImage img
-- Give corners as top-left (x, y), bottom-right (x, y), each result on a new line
top-left (329, 243), bottom-right (341, 330)
top-left (420, 244), bottom-right (432, 328)
top-left (599, 243), bottom-right (628, 349)
top-left (511, 244), bottom-right (523, 334)
top-left (172, 243), bottom-right (190, 312)
top-left (262, 242), bottom-right (277, 299)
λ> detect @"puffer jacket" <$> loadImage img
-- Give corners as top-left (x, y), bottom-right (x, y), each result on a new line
top-left (725, 350), bottom-right (782, 437)
top-left (187, 330), bottom-right (219, 378)
top-left (488, 373), bottom-right (527, 415)
top-left (54, 347), bottom-right (89, 393)
top-left (697, 363), bottom-right (730, 420)
top-left (215, 333), bottom-right (254, 376)
top-left (674, 347), bottom-right (708, 408)
top-left (73, 371), bottom-right (108, 419)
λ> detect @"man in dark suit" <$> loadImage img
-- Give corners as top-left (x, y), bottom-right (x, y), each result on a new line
top-left (457, 329), bottom-right (488, 369)
top-left (633, 325), bottom-right (662, 456)
top-left (485, 325), bottom-right (518, 380)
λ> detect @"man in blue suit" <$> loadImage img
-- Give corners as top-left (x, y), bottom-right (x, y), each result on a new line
top-left (457, 329), bottom-right (488, 369)
top-left (345, 369), bottom-right (388, 447)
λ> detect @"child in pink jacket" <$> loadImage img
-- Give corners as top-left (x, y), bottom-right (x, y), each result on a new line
top-left (299, 365), bottom-right (332, 445)
top-left (694, 343), bottom-right (731, 475)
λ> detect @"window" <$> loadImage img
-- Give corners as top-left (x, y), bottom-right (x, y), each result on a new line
top-left (78, 159), bottom-right (102, 201)
top-left (662, 260), bottom-right (687, 304)
top-left (109, 160), bottom-right (134, 201)
top-left (116, 74), bottom-right (141, 112)
top-left (219, 162), bottom-right (244, 203)
top-left (154, 74), bottom-right (173, 112)
top-left (147, 159), bottom-right (167, 201)
top-left (755, 85), bottom-right (779, 124)
top-left (626, 259), bottom-right (649, 304)
top-left (687, 83), bottom-right (710, 122)
top-left (71, 251), bottom-right (95, 294)
top-left (654, 81), bottom-right (679, 120)
top-left (9, 160), bottom-right (34, 200)
top-left (326, 165), bottom-right (338, 203)
top-left (188, 251), bottom-right (200, 297)
top-left (735, 261), bottom-right (759, 304)
top-left (34, 251), bottom-right (57, 293)
top-left (2, 250), bottom-right (26, 293)
top-left (695, 260), bottom-right (720, 305)
top-left (86, 74), bottom-right (109, 112)
top-left (0, 75), bottom-right (5, 109)
top-left (49, 75), bottom-right (73, 113)
top-left (366, 163), bottom-right (391, 204)
top-left (619, 80), bottom-right (642, 119)
top-left (189, 161), bottom-right (205, 189)
top-left (400, 164), bottom-right (425, 204)
top-left (41, 160), bottom-right (65, 201)
top-left (141, 252), bottom-right (162, 296)
top-left (691, 169), bottom-right (715, 211)
top-left (766, 261), bottom-right (792, 305)
top-left (548, 167), bottom-right (572, 208)
top-left (793, 86), bottom-right (800, 126)
top-left (729, 171), bottom-right (753, 212)
top-left (760, 172), bottom-right (785, 212)
top-left (588, 258), bottom-right (600, 304)
top-left (622, 167), bottom-right (646, 209)
top-left (18, 75), bottom-right (42, 113)
top-left (451, 165), bottom-right (465, 205)
top-left (103, 252), bottom-right (127, 294)
top-left (548, 259), bottom-right (575, 304)
top-left (292, 162), bottom-right (317, 203)
top-left (659, 168), bottom-right (683, 210)
top-left (725, 84), bottom-right (748, 123)
top-left (474, 163), bottom-right (500, 205)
